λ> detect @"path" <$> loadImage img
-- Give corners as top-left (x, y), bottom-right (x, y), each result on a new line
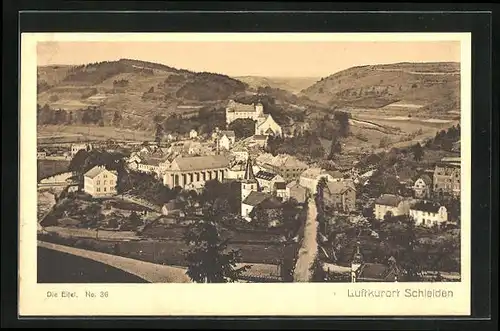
top-left (38, 241), bottom-right (191, 283)
top-left (42, 226), bottom-right (141, 241)
top-left (293, 199), bottom-right (319, 282)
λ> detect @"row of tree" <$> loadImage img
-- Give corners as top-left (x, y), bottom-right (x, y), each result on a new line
top-left (37, 104), bottom-right (104, 126)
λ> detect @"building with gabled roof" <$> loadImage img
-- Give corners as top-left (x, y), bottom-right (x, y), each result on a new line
top-left (255, 170), bottom-right (285, 194)
top-left (162, 155), bottom-right (229, 189)
top-left (413, 174), bottom-right (433, 199)
top-left (83, 165), bottom-right (118, 198)
top-left (409, 200), bottom-right (448, 227)
top-left (226, 100), bottom-right (264, 124)
top-left (374, 194), bottom-right (410, 220)
top-left (324, 180), bottom-right (356, 213)
top-left (350, 245), bottom-right (403, 283)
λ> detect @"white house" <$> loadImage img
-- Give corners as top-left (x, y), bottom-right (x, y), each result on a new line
top-left (413, 174), bottom-right (432, 199)
top-left (217, 131), bottom-right (236, 150)
top-left (255, 114), bottom-right (282, 137)
top-left (255, 170), bottom-right (285, 193)
top-left (225, 100), bottom-right (264, 124)
top-left (409, 201), bottom-right (448, 227)
top-left (70, 143), bottom-right (92, 157)
top-left (374, 194), bottom-right (411, 220)
top-left (189, 129), bottom-right (198, 139)
top-left (299, 168), bottom-right (342, 195)
top-left (231, 147), bottom-right (249, 162)
top-left (83, 165), bottom-right (118, 198)
top-left (226, 162), bottom-right (261, 180)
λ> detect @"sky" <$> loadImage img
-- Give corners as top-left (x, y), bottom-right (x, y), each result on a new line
top-left (37, 41), bottom-right (461, 78)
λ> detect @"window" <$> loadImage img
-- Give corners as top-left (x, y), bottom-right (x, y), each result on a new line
top-left (104, 187), bottom-right (107, 192)
top-left (104, 174), bottom-right (107, 178)
top-left (97, 180), bottom-right (100, 185)
top-left (97, 188), bottom-right (100, 192)
top-left (104, 180), bottom-right (107, 185)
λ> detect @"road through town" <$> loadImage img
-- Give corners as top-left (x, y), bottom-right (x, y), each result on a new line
top-left (293, 199), bottom-right (318, 282)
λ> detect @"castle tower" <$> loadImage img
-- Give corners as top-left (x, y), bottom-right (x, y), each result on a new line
top-left (241, 155), bottom-right (258, 202)
top-left (255, 102), bottom-right (264, 116)
top-left (350, 242), bottom-right (363, 283)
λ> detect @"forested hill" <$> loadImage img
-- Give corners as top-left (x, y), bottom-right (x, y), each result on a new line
top-left (37, 59), bottom-right (251, 130)
top-left (301, 62), bottom-right (460, 113)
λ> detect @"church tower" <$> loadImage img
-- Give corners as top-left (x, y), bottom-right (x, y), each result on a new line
top-left (241, 155), bottom-right (258, 202)
top-left (350, 242), bottom-right (363, 283)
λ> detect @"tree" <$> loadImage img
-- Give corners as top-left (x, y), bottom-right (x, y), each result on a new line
top-left (411, 142), bottom-right (424, 162)
top-left (155, 124), bottom-right (164, 144)
top-left (83, 203), bottom-right (103, 228)
top-left (184, 207), bottom-right (250, 283)
top-left (128, 211), bottom-right (143, 228)
top-left (327, 137), bottom-right (342, 160)
top-left (310, 258), bottom-right (326, 282)
top-left (228, 118), bottom-right (256, 139)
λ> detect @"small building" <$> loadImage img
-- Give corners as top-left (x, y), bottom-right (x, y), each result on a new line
top-left (262, 154), bottom-right (309, 182)
top-left (231, 146), bottom-right (249, 162)
top-left (324, 180), bottom-right (356, 213)
top-left (217, 130), bottom-right (236, 150)
top-left (255, 170), bottom-right (285, 194)
top-left (374, 194), bottom-right (410, 220)
top-left (137, 156), bottom-right (163, 176)
top-left (252, 135), bottom-right (269, 148)
top-left (83, 165), bottom-right (118, 198)
top-left (274, 182), bottom-right (287, 200)
top-left (189, 129), bottom-right (198, 139)
top-left (70, 143), bottom-right (92, 158)
top-left (285, 181), bottom-right (307, 204)
top-left (255, 114), bottom-right (282, 137)
top-left (413, 174), bottom-right (432, 199)
top-left (226, 161), bottom-right (260, 180)
top-left (409, 200), bottom-right (448, 227)
top-left (299, 168), bottom-right (341, 195)
top-left (351, 246), bottom-right (402, 283)
top-left (161, 200), bottom-right (185, 217)
top-left (37, 151), bottom-right (47, 159)
top-left (433, 161), bottom-right (460, 197)
top-left (241, 191), bottom-right (282, 222)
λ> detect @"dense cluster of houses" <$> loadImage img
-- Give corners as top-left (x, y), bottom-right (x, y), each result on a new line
top-left (42, 100), bottom-right (460, 231)
top-left (373, 156), bottom-right (461, 227)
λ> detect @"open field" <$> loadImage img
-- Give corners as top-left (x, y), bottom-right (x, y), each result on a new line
top-left (37, 159), bottom-right (70, 181)
top-left (38, 125), bottom-right (154, 143)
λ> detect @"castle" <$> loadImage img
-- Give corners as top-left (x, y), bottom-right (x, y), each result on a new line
top-left (225, 100), bottom-right (282, 137)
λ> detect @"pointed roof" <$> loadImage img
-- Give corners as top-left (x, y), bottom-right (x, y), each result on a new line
top-left (243, 155), bottom-right (256, 182)
top-left (352, 243), bottom-right (363, 264)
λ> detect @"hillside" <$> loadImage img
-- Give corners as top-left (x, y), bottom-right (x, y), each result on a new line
top-left (301, 62), bottom-right (460, 114)
top-left (37, 59), bottom-right (251, 130)
top-left (236, 76), bottom-right (320, 94)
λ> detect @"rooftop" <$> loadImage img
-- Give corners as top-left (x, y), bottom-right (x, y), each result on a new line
top-left (326, 181), bottom-right (356, 195)
top-left (84, 165), bottom-right (117, 179)
top-left (375, 194), bottom-right (403, 207)
top-left (172, 155), bottom-right (230, 172)
top-left (219, 130), bottom-right (236, 138)
top-left (416, 174), bottom-right (433, 186)
top-left (227, 100), bottom-right (257, 113)
top-left (255, 170), bottom-right (279, 181)
top-left (242, 191), bottom-right (273, 206)
top-left (411, 200), bottom-right (443, 213)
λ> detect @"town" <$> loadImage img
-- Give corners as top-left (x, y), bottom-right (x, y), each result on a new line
top-left (37, 98), bottom-right (461, 283)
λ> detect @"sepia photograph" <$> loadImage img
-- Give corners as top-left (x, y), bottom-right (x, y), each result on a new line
top-left (19, 32), bottom-right (472, 316)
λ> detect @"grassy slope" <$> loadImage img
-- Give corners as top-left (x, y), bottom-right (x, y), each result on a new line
top-left (301, 62), bottom-right (460, 112)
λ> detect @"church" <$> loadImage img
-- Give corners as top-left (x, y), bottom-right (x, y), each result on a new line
top-left (225, 100), bottom-right (282, 137)
top-left (240, 155), bottom-right (281, 221)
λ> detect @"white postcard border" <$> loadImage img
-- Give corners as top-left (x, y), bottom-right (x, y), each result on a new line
top-left (20, 32), bottom-right (471, 316)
